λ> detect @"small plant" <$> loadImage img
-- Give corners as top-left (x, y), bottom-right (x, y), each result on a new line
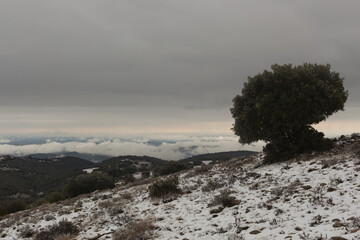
top-left (35, 220), bottom-right (79, 240)
top-left (19, 225), bottom-right (37, 238)
top-left (209, 189), bottom-right (240, 208)
top-left (329, 176), bottom-right (343, 187)
top-left (124, 174), bottom-right (136, 184)
top-left (344, 217), bottom-right (360, 233)
top-left (310, 215), bottom-right (323, 227)
top-left (321, 158), bottom-right (338, 169)
top-left (112, 218), bottom-right (155, 240)
top-left (202, 178), bottom-right (226, 192)
top-left (194, 164), bottom-right (211, 175)
top-left (148, 176), bottom-right (181, 198)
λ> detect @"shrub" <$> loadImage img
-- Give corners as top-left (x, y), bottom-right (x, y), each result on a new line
top-left (148, 176), bottom-right (181, 198)
top-left (19, 225), bottom-right (37, 238)
top-left (47, 192), bottom-right (63, 203)
top-left (156, 161), bottom-right (189, 176)
top-left (141, 171), bottom-right (151, 179)
top-left (0, 199), bottom-right (26, 216)
top-left (209, 189), bottom-right (240, 208)
top-left (124, 174), bottom-right (136, 184)
top-left (231, 63), bottom-right (348, 163)
top-left (35, 220), bottom-right (78, 240)
top-left (113, 219), bottom-right (155, 240)
top-left (194, 164), bottom-right (210, 175)
top-left (63, 172), bottom-right (115, 198)
top-left (33, 198), bottom-right (48, 207)
top-left (202, 178), bottom-right (226, 192)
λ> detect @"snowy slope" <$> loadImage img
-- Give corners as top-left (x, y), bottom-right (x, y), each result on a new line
top-left (1, 135), bottom-right (360, 240)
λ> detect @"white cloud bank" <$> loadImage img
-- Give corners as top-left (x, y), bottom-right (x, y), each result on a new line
top-left (0, 136), bottom-right (262, 160)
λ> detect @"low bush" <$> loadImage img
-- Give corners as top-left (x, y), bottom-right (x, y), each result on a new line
top-left (113, 219), bottom-right (155, 240)
top-left (141, 171), bottom-right (151, 179)
top-left (63, 172), bottom-right (115, 198)
top-left (0, 199), bottom-right (26, 216)
top-left (47, 192), bottom-right (63, 203)
top-left (124, 174), bottom-right (136, 184)
top-left (156, 161), bottom-right (189, 176)
top-left (202, 179), bottom-right (226, 192)
top-left (33, 198), bottom-right (48, 207)
top-left (209, 189), bottom-right (240, 208)
top-left (148, 176), bottom-right (181, 198)
top-left (19, 225), bottom-right (37, 238)
top-left (35, 220), bottom-right (78, 240)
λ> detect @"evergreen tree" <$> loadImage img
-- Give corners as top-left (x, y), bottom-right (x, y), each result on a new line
top-left (231, 63), bottom-right (348, 163)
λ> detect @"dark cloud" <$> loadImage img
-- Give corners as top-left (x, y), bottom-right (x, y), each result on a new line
top-left (0, 0), bottom-right (359, 135)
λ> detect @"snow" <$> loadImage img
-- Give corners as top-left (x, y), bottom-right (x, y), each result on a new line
top-left (83, 167), bottom-right (99, 174)
top-left (1, 137), bottom-right (360, 240)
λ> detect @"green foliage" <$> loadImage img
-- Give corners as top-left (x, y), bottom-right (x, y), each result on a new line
top-left (124, 174), bottom-right (136, 184)
top-left (63, 172), bottom-right (115, 198)
top-left (156, 161), bottom-right (189, 176)
top-left (0, 199), bottom-right (26, 216)
top-left (148, 176), bottom-right (181, 198)
top-left (46, 191), bottom-right (63, 203)
top-left (32, 198), bottom-right (48, 207)
top-left (231, 63), bottom-right (348, 162)
top-left (141, 171), bottom-right (151, 179)
top-left (35, 220), bottom-right (78, 240)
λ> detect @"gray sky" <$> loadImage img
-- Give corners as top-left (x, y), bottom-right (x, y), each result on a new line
top-left (0, 0), bottom-right (359, 137)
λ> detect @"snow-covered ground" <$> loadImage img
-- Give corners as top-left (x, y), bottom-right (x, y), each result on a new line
top-left (1, 135), bottom-right (360, 240)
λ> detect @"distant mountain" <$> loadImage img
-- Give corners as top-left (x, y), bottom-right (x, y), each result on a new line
top-left (0, 155), bottom-right (95, 201)
top-left (26, 152), bottom-right (111, 163)
top-left (180, 150), bottom-right (257, 163)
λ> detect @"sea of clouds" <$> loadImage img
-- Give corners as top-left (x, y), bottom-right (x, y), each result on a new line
top-left (0, 135), bottom-right (262, 160)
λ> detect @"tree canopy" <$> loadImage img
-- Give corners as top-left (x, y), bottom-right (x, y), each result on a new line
top-left (231, 63), bottom-right (348, 163)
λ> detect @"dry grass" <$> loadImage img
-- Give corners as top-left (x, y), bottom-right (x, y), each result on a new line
top-left (54, 234), bottom-right (77, 240)
top-left (112, 218), bottom-right (156, 240)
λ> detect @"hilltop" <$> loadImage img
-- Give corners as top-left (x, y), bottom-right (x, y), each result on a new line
top-left (0, 156), bottom-right (95, 201)
top-left (0, 135), bottom-right (359, 239)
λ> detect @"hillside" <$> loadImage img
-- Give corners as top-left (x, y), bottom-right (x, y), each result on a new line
top-left (180, 150), bottom-right (256, 163)
top-left (26, 152), bottom-right (111, 163)
top-left (0, 135), bottom-right (359, 239)
top-left (0, 156), bottom-right (95, 201)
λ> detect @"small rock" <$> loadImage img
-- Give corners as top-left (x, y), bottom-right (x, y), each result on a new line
top-left (302, 185), bottom-right (312, 190)
top-left (295, 227), bottom-right (302, 231)
top-left (327, 187), bottom-right (337, 192)
top-left (308, 168), bottom-right (318, 172)
top-left (249, 230), bottom-right (261, 235)
top-left (332, 222), bottom-right (345, 228)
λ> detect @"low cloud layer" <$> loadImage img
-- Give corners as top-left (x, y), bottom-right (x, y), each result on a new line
top-left (0, 136), bottom-right (261, 160)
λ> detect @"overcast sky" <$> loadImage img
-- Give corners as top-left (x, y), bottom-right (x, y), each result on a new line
top-left (0, 0), bottom-right (359, 138)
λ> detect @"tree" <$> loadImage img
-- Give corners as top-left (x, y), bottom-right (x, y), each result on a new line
top-left (230, 63), bottom-right (348, 163)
